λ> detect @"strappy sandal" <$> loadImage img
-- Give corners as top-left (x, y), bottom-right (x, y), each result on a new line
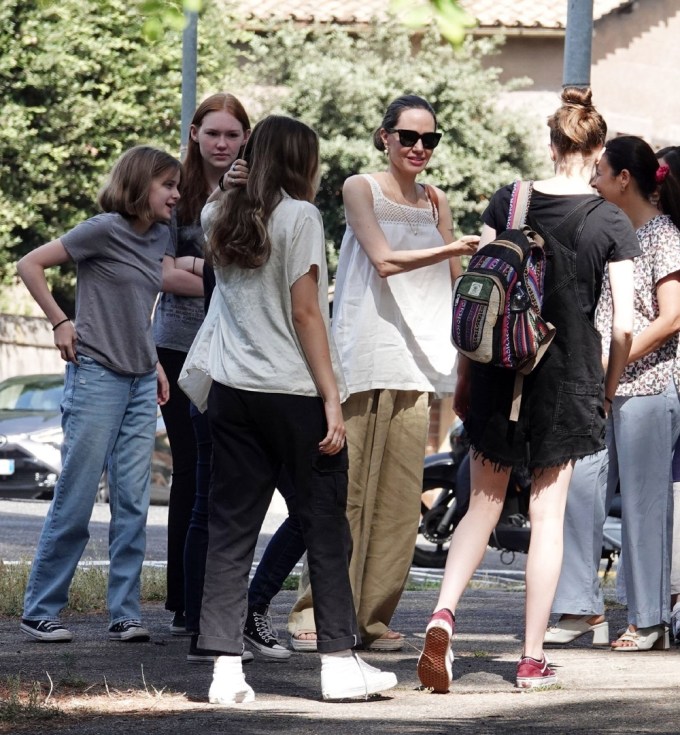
top-left (290, 630), bottom-right (317, 652)
top-left (611, 625), bottom-right (669, 652)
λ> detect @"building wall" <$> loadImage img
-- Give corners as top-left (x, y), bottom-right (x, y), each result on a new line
top-left (591, 0), bottom-right (680, 146)
top-left (483, 35), bottom-right (564, 90)
top-left (478, 1), bottom-right (680, 149)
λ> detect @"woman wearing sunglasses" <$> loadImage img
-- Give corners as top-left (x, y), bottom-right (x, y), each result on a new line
top-left (288, 94), bottom-right (478, 652)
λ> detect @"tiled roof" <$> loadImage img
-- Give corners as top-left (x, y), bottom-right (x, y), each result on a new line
top-left (228, 0), bottom-right (635, 29)
top-left (467, 0), bottom-right (633, 29)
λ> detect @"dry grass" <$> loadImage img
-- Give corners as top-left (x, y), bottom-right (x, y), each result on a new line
top-left (0, 675), bottom-right (62, 726)
top-left (0, 562), bottom-right (166, 617)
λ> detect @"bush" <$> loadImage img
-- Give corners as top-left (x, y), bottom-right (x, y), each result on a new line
top-left (221, 21), bottom-right (541, 263)
top-left (1, 6), bottom-right (541, 301)
top-left (0, 0), bottom-right (240, 308)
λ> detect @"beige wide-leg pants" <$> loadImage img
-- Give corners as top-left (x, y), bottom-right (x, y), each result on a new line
top-left (288, 388), bottom-right (430, 645)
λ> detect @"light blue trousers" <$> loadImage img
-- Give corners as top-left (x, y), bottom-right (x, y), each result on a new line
top-left (23, 356), bottom-right (156, 625)
top-left (553, 380), bottom-right (680, 627)
top-left (552, 441), bottom-right (613, 616)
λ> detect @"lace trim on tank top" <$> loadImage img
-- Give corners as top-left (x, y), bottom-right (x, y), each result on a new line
top-left (363, 174), bottom-right (439, 231)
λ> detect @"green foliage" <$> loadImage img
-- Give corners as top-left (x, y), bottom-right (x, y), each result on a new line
top-left (0, 0), bottom-right (245, 307)
top-left (1, 4), bottom-right (539, 303)
top-left (0, 0), bottom-right (182, 302)
top-left (140, 0), bottom-right (187, 41)
top-left (392, 0), bottom-right (476, 45)
top-left (221, 22), bottom-right (540, 258)
top-left (0, 676), bottom-right (61, 724)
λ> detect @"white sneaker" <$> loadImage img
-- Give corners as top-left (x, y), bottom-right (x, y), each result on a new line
top-left (321, 651), bottom-right (397, 700)
top-left (208, 655), bottom-right (255, 705)
top-left (671, 602), bottom-right (680, 644)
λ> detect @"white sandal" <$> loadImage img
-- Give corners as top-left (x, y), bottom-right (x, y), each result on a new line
top-left (544, 616), bottom-right (609, 646)
top-left (611, 625), bottom-right (669, 652)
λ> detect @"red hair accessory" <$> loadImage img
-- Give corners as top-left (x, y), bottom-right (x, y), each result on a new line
top-left (656, 164), bottom-right (670, 184)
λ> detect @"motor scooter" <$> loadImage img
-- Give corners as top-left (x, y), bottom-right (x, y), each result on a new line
top-left (413, 419), bottom-right (622, 569)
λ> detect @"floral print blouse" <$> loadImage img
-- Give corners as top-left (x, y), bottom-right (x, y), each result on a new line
top-left (596, 214), bottom-right (680, 396)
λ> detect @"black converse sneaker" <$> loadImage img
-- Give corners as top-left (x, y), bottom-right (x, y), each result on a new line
top-left (21, 618), bottom-right (73, 642)
top-left (244, 606), bottom-right (292, 660)
top-left (169, 611), bottom-right (191, 636)
top-left (108, 620), bottom-right (150, 642)
top-left (187, 634), bottom-right (253, 664)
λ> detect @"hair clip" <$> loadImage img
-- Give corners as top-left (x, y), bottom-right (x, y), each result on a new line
top-left (656, 164), bottom-right (670, 184)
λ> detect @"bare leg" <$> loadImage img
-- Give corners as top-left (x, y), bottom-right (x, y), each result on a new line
top-left (523, 462), bottom-right (573, 660)
top-left (434, 453), bottom-right (510, 613)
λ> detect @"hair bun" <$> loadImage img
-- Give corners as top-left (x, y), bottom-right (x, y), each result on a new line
top-left (561, 86), bottom-right (593, 109)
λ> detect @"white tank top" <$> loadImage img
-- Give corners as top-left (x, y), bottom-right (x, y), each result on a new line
top-left (331, 174), bottom-right (457, 396)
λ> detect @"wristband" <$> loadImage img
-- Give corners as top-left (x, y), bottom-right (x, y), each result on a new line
top-left (604, 396), bottom-right (614, 406)
top-left (192, 256), bottom-right (197, 275)
top-left (218, 173), bottom-right (226, 192)
top-left (52, 318), bottom-right (70, 331)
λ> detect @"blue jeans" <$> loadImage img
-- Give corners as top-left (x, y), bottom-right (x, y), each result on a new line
top-left (184, 405), bottom-right (211, 633)
top-left (248, 467), bottom-right (306, 610)
top-left (23, 356), bottom-right (157, 625)
top-left (184, 405), bottom-right (306, 631)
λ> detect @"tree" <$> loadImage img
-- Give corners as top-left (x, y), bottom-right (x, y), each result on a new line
top-left (1, 3), bottom-right (540, 305)
top-left (0, 0), bottom-right (235, 307)
top-left (220, 22), bottom-right (541, 268)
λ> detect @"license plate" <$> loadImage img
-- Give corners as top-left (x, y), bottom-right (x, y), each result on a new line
top-left (0, 459), bottom-right (15, 475)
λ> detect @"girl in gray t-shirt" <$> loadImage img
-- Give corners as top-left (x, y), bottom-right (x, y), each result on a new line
top-left (17, 146), bottom-right (179, 644)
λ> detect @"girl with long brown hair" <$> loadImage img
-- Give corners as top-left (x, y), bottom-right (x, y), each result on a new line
top-left (180, 115), bottom-right (397, 704)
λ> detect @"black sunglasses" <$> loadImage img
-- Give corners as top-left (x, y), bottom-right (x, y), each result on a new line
top-left (387, 128), bottom-right (442, 150)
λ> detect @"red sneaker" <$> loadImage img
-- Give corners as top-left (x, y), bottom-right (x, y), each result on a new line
top-left (417, 609), bottom-right (455, 693)
top-left (515, 654), bottom-right (557, 689)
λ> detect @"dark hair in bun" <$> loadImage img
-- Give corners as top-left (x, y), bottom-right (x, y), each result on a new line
top-left (547, 87), bottom-right (607, 157)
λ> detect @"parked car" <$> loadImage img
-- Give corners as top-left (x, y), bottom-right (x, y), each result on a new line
top-left (0, 373), bottom-right (172, 504)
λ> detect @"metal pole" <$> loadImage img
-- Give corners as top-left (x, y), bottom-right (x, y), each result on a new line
top-left (562, 0), bottom-right (594, 88)
top-left (180, 11), bottom-right (199, 157)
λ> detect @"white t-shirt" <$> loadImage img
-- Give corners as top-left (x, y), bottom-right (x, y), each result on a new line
top-left (179, 194), bottom-right (347, 410)
top-left (332, 174), bottom-right (457, 397)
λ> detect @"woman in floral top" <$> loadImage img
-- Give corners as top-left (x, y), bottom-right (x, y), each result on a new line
top-left (591, 135), bottom-right (680, 650)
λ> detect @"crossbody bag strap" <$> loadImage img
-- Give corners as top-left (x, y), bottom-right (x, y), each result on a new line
top-left (423, 183), bottom-right (440, 223)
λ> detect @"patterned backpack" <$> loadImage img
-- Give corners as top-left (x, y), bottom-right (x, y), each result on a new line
top-left (451, 181), bottom-right (555, 419)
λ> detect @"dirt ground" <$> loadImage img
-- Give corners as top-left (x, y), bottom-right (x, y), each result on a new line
top-left (2, 589), bottom-right (680, 735)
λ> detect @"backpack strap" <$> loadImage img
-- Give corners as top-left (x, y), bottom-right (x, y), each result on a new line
top-left (507, 181), bottom-right (533, 229)
top-left (507, 180), bottom-right (534, 423)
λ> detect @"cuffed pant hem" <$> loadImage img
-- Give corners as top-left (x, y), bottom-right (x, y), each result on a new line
top-left (197, 634), bottom-right (244, 655)
top-left (316, 634), bottom-right (360, 654)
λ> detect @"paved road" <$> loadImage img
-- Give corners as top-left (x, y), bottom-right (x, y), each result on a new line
top-left (1, 590), bottom-right (677, 734)
top-left (0, 494), bottom-right (291, 567)
top-left (0, 497), bottom-right (526, 581)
